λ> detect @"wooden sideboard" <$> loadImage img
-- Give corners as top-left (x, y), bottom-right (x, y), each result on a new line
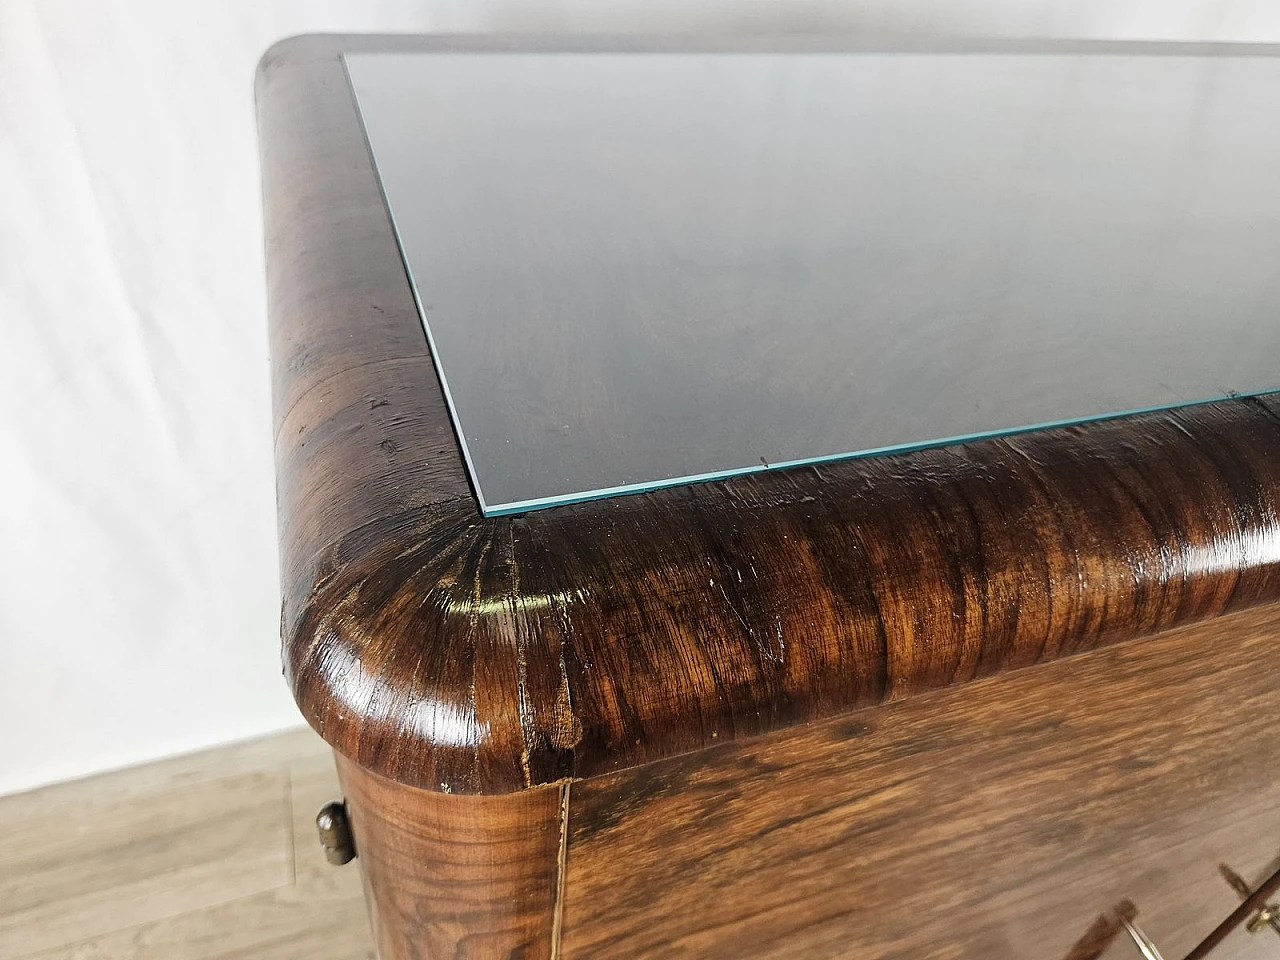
top-left (257, 34), bottom-right (1280, 959)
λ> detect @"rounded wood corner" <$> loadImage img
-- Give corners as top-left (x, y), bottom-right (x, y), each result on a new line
top-left (259, 33), bottom-right (1280, 797)
top-left (285, 498), bottom-right (581, 795)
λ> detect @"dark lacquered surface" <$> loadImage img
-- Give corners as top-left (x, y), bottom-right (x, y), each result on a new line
top-left (262, 37), bottom-right (1280, 960)
top-left (261, 35), bottom-right (1280, 794)
top-left (346, 49), bottom-right (1280, 515)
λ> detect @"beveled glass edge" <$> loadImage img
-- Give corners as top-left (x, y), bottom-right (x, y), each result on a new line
top-left (477, 391), bottom-right (1280, 516)
top-left (343, 43), bottom-right (1280, 517)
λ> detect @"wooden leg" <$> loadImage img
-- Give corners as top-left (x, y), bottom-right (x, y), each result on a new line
top-left (335, 753), bottom-right (565, 959)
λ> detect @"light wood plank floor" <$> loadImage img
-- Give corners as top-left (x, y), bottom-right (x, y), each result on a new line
top-left (0, 728), bottom-right (375, 960)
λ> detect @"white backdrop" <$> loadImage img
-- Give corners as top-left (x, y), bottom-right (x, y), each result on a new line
top-left (2, 0), bottom-right (1278, 796)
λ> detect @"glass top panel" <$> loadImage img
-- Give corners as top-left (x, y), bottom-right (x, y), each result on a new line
top-left (346, 48), bottom-right (1280, 516)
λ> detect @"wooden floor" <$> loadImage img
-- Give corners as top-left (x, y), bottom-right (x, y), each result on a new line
top-left (0, 728), bottom-right (374, 960)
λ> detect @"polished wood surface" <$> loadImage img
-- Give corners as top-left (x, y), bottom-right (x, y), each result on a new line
top-left (258, 33), bottom-right (1280, 960)
top-left (559, 603), bottom-right (1280, 960)
top-left (258, 34), bottom-right (1280, 795)
top-left (336, 756), bottom-right (563, 960)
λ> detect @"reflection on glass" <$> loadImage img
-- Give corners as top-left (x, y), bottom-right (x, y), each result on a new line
top-left (346, 48), bottom-right (1280, 516)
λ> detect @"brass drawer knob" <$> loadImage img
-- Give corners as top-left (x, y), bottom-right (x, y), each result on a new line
top-left (1246, 904), bottom-right (1278, 935)
top-left (1221, 865), bottom-right (1280, 936)
top-left (316, 800), bottom-right (356, 865)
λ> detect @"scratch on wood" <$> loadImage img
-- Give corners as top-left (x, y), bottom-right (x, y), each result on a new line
top-left (507, 524), bottom-right (535, 789)
top-left (551, 779), bottom-right (572, 959)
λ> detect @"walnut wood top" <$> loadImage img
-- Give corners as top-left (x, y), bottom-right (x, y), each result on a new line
top-left (257, 35), bottom-right (1280, 794)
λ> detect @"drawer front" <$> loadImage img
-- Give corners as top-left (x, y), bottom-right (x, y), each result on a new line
top-left (560, 604), bottom-right (1280, 960)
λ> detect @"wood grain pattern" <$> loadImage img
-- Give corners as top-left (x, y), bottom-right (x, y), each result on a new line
top-left (258, 35), bottom-right (1280, 794)
top-left (559, 603), bottom-right (1280, 960)
top-left (3, 729), bottom-right (374, 960)
top-left (335, 754), bottom-right (564, 960)
top-left (0, 771), bottom-right (292, 957)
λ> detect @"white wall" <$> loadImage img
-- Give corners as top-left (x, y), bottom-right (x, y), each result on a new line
top-left (2, 0), bottom-right (1278, 797)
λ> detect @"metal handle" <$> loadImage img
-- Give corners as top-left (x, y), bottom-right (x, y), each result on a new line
top-left (1123, 920), bottom-right (1165, 960)
top-left (316, 800), bottom-right (357, 865)
top-left (1118, 860), bottom-right (1280, 960)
